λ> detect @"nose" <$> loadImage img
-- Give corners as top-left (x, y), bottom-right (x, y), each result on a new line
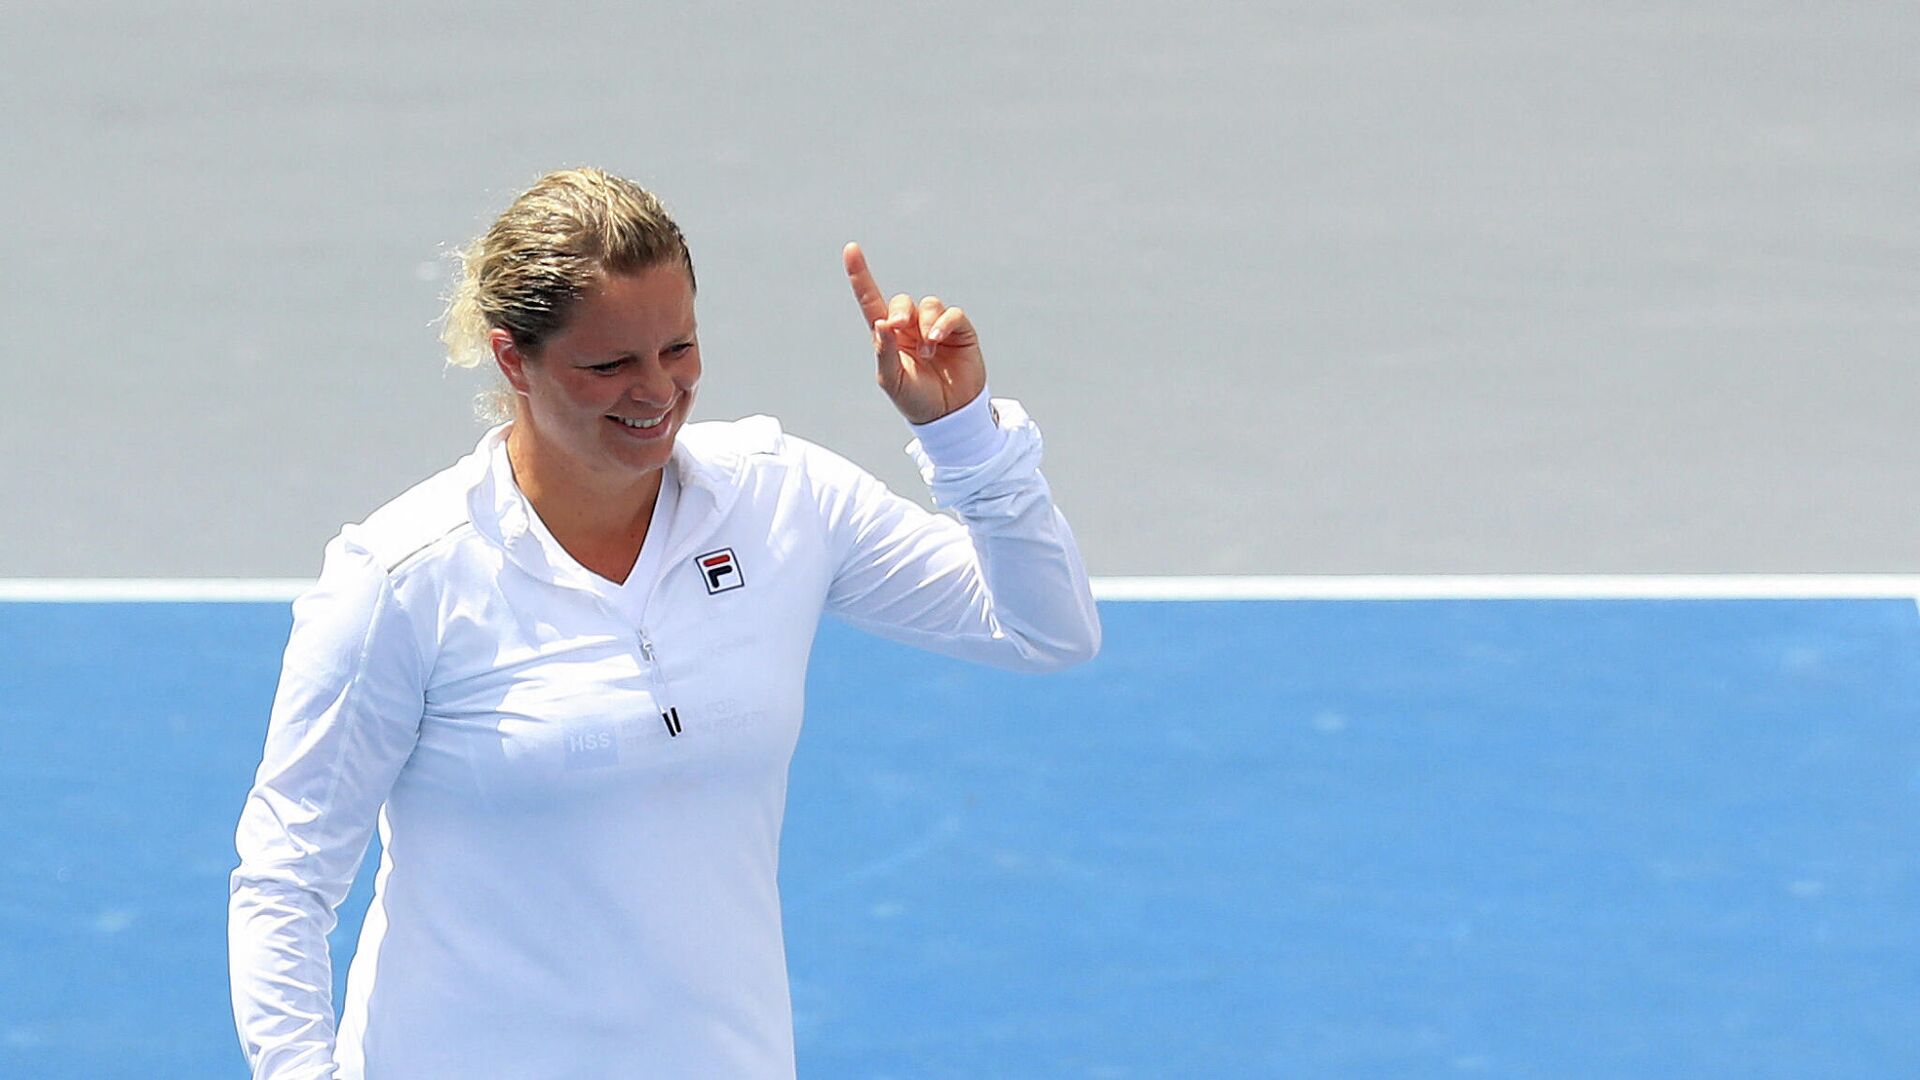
top-left (627, 358), bottom-right (678, 408)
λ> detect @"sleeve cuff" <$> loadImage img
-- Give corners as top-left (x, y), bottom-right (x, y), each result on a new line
top-left (907, 387), bottom-right (1007, 469)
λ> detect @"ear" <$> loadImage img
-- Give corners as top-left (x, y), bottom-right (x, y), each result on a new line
top-left (489, 328), bottom-right (533, 396)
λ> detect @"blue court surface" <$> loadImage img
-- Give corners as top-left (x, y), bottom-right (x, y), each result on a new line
top-left (2, 593), bottom-right (1917, 1078)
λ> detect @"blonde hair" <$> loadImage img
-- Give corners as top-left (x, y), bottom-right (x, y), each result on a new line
top-left (440, 167), bottom-right (696, 420)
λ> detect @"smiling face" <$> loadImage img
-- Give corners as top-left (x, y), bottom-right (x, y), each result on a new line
top-left (493, 261), bottom-right (701, 487)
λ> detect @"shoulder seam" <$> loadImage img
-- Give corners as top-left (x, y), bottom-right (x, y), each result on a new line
top-left (383, 519), bottom-right (476, 576)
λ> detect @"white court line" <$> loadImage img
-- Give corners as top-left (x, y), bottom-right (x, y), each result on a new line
top-left (1092, 575), bottom-right (1920, 601)
top-left (0, 579), bottom-right (310, 602)
top-left (3, 575), bottom-right (1920, 603)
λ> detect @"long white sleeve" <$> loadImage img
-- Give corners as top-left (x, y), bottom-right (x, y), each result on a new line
top-left (816, 395), bottom-right (1101, 670)
top-left (228, 536), bottom-right (429, 1079)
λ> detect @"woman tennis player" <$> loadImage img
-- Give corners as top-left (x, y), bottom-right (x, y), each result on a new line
top-left (227, 167), bottom-right (1100, 1079)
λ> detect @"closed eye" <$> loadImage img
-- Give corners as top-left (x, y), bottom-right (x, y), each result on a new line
top-left (584, 342), bottom-right (692, 373)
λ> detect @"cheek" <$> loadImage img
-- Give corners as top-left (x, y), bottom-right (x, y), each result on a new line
top-left (556, 378), bottom-right (599, 411)
top-left (540, 373), bottom-right (613, 419)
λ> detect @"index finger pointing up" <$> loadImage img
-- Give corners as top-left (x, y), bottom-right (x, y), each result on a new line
top-left (842, 242), bottom-right (889, 327)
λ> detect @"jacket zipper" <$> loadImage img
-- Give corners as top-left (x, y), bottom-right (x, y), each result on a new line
top-left (634, 474), bottom-right (733, 739)
top-left (638, 628), bottom-right (681, 737)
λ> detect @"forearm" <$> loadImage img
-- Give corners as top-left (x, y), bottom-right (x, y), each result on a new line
top-left (229, 859), bottom-right (345, 1077)
top-left (909, 394), bottom-right (1101, 669)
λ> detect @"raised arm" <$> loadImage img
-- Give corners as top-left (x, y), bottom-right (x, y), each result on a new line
top-left (820, 244), bottom-right (1100, 671)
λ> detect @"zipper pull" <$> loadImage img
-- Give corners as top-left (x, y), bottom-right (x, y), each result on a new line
top-left (639, 630), bottom-right (677, 734)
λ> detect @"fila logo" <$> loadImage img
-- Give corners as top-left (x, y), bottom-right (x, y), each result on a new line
top-left (697, 548), bottom-right (744, 594)
top-left (660, 707), bottom-right (683, 737)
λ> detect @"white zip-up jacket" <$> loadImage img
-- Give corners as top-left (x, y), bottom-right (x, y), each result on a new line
top-left (228, 393), bottom-right (1100, 1079)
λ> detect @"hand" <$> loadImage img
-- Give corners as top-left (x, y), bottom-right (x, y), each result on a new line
top-left (842, 242), bottom-right (988, 424)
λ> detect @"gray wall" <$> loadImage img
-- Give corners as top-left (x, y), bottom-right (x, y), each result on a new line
top-left (5, 2), bottom-right (1915, 576)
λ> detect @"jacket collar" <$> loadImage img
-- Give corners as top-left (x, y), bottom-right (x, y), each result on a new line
top-left (464, 422), bottom-right (747, 588)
